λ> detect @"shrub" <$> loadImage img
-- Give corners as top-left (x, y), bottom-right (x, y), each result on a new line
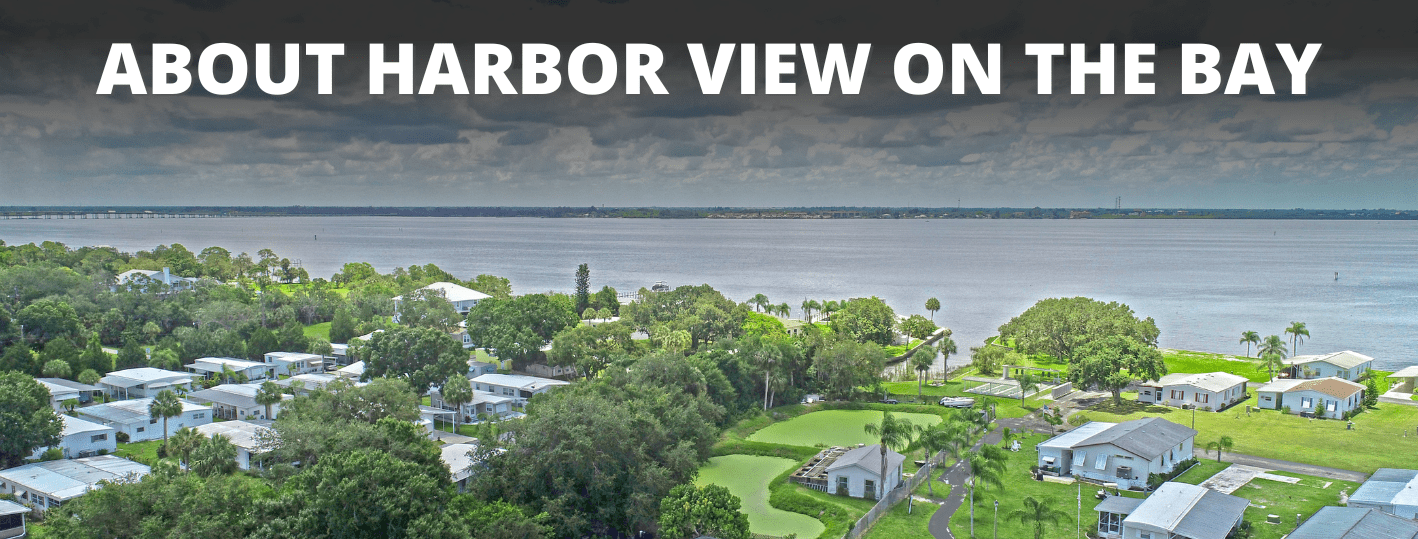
top-left (1281, 406), bottom-right (1291, 415)
top-left (116, 431), bottom-right (130, 443)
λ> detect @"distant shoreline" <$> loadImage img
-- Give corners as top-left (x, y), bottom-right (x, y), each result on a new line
top-left (2, 206), bottom-right (1415, 220)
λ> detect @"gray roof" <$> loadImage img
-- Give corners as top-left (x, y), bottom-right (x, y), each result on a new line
top-left (825, 444), bottom-right (906, 476)
top-left (472, 374), bottom-right (570, 392)
top-left (99, 367), bottom-right (193, 387)
top-left (1145, 372), bottom-right (1249, 393)
top-left (37, 378), bottom-right (101, 392)
top-left (1095, 495), bottom-right (1144, 515)
top-left (0, 456), bottom-right (149, 500)
top-left (194, 420), bottom-right (274, 452)
top-left (1039, 421), bottom-right (1117, 450)
top-left (59, 415), bottom-right (115, 437)
top-left (1289, 506), bottom-right (1418, 539)
top-left (1283, 351), bottom-right (1374, 370)
top-left (78, 398), bottom-right (211, 425)
top-left (1075, 417), bottom-right (1197, 459)
top-left (1123, 482), bottom-right (1247, 539)
top-left (188, 384), bottom-right (288, 409)
top-left (1351, 468), bottom-right (1418, 508)
top-left (0, 499), bottom-right (27, 516)
top-left (1390, 366), bottom-right (1418, 378)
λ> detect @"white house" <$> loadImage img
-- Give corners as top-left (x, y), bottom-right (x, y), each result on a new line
top-left (335, 361), bottom-right (365, 381)
top-left (0, 499), bottom-right (27, 539)
top-left (112, 267), bottom-right (198, 292)
top-left (1094, 482), bottom-right (1249, 539)
top-left (1255, 377), bottom-right (1365, 417)
top-left (264, 351), bottom-right (324, 377)
top-left (194, 420), bottom-right (274, 471)
top-left (1348, 468), bottom-right (1418, 519)
top-left (1290, 506), bottom-right (1418, 539)
top-left (98, 367), bottom-right (194, 399)
top-left (328, 343), bottom-right (351, 365)
top-left (37, 378), bottom-right (102, 411)
top-left (429, 388), bottom-right (516, 422)
top-left (523, 362), bottom-right (577, 378)
top-left (441, 443), bottom-right (480, 493)
top-left (1036, 417), bottom-right (1196, 491)
top-left (825, 444), bottom-right (905, 499)
top-left (0, 456), bottom-right (149, 513)
top-left (393, 282), bottom-right (490, 318)
top-left (187, 384), bottom-right (289, 420)
top-left (1282, 351), bottom-right (1374, 381)
top-left (274, 372), bottom-right (357, 395)
top-left (468, 360), bottom-right (499, 378)
top-left (1388, 366), bottom-right (1418, 395)
top-left (186, 357), bottom-right (270, 382)
top-left (31, 415), bottom-right (117, 459)
top-left (471, 373), bottom-right (570, 406)
top-left (1137, 372), bottom-right (1249, 411)
top-left (76, 398), bottom-right (212, 442)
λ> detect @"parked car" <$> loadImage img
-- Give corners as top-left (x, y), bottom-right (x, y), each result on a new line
top-left (880, 398), bottom-right (899, 404)
top-left (939, 396), bottom-right (975, 408)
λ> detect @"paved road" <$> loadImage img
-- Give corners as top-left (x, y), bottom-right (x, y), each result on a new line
top-left (926, 416), bottom-right (1049, 539)
top-left (1190, 449), bottom-right (1369, 483)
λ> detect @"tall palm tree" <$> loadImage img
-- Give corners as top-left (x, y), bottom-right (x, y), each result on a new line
top-left (753, 344), bottom-right (783, 411)
top-left (1285, 322), bottom-right (1309, 356)
top-left (808, 300), bottom-right (822, 323)
top-left (907, 420), bottom-right (967, 497)
top-left (1205, 435), bottom-right (1235, 462)
top-left (1259, 336), bottom-right (1288, 380)
top-left (911, 345), bottom-right (936, 401)
top-left (967, 444), bottom-right (1008, 536)
top-left (863, 412), bottom-right (916, 500)
top-left (925, 298), bottom-right (941, 321)
top-left (441, 373), bottom-right (474, 433)
top-left (149, 389), bottom-right (184, 449)
top-left (821, 300), bottom-right (840, 322)
top-left (1016, 372), bottom-right (1039, 404)
top-left (938, 336), bottom-right (958, 378)
top-left (750, 294), bottom-right (770, 313)
top-left (1008, 496), bottom-right (1069, 539)
top-left (255, 381), bottom-right (284, 420)
top-left (1239, 331), bottom-right (1260, 357)
top-left (168, 427), bottom-right (204, 471)
top-left (1258, 353), bottom-right (1285, 382)
top-left (776, 303), bottom-right (791, 318)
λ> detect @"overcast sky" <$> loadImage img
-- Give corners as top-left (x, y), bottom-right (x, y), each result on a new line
top-left (2, 0), bottom-right (1418, 208)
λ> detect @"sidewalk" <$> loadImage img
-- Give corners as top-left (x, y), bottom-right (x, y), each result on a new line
top-left (1188, 448), bottom-right (1369, 483)
top-left (926, 423), bottom-right (1011, 539)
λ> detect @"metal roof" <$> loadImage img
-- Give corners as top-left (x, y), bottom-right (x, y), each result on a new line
top-left (59, 414), bottom-right (114, 437)
top-left (1255, 379), bottom-right (1306, 393)
top-left (1144, 372), bottom-right (1249, 393)
top-left (265, 352), bottom-right (322, 361)
top-left (471, 373), bottom-right (570, 392)
top-left (194, 420), bottom-right (274, 452)
top-left (1391, 366), bottom-right (1418, 378)
top-left (1283, 351), bottom-right (1375, 370)
top-left (825, 444), bottom-right (906, 476)
top-left (0, 456), bottom-right (149, 500)
top-left (1075, 417), bottom-right (1197, 459)
top-left (37, 378), bottom-right (101, 393)
top-left (398, 282), bottom-right (490, 303)
top-left (99, 367), bottom-right (193, 387)
top-left (0, 499), bottom-right (27, 516)
top-left (188, 357), bottom-right (266, 371)
top-left (441, 443), bottom-right (479, 482)
top-left (1289, 506), bottom-right (1418, 539)
top-left (78, 398), bottom-right (211, 425)
top-left (1351, 469), bottom-right (1418, 508)
top-left (1039, 421), bottom-right (1117, 450)
top-left (188, 384), bottom-right (288, 410)
top-left (1123, 482), bottom-right (1247, 539)
top-left (1095, 495), bottom-right (1144, 515)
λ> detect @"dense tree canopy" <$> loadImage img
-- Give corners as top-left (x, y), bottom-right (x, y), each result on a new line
top-left (466, 293), bottom-right (580, 363)
top-left (1068, 335), bottom-right (1168, 405)
top-left (0, 371), bottom-right (64, 467)
top-left (998, 297), bottom-right (1160, 361)
top-left (361, 326), bottom-right (468, 395)
top-left (620, 284), bottom-right (747, 349)
top-left (831, 296), bottom-right (898, 345)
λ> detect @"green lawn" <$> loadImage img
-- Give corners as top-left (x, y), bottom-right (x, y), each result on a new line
top-left (949, 434), bottom-right (1102, 539)
top-left (1079, 395), bottom-right (1418, 473)
top-left (1237, 472), bottom-right (1359, 539)
top-left (1171, 459), bottom-right (1231, 484)
top-left (1162, 349), bottom-right (1274, 383)
top-left (860, 495), bottom-right (939, 539)
top-left (748, 410), bottom-right (943, 447)
top-left (304, 322), bottom-right (331, 341)
top-left (696, 455), bottom-right (826, 539)
top-left (879, 381), bottom-right (1036, 419)
top-left (112, 439), bottom-right (168, 465)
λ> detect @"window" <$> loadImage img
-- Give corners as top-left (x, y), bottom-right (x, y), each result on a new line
top-left (150, 419), bottom-right (158, 424)
top-left (1301, 397), bottom-right (1314, 408)
top-left (136, 427), bottom-right (145, 433)
top-left (1073, 450), bottom-right (1087, 467)
top-left (1263, 395), bottom-right (1272, 401)
top-left (1116, 466), bottom-right (1132, 479)
top-left (837, 476), bottom-right (849, 494)
top-left (1140, 533), bottom-right (1152, 539)
top-left (91, 434), bottom-right (107, 442)
top-left (193, 413), bottom-right (205, 419)
top-left (1094, 453), bottom-right (1108, 470)
top-left (863, 479), bottom-right (876, 498)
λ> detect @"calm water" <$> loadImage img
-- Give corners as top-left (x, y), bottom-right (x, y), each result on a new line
top-left (2, 217), bottom-right (1415, 371)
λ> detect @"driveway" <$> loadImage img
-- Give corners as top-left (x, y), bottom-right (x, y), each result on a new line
top-left (1189, 449), bottom-right (1368, 483)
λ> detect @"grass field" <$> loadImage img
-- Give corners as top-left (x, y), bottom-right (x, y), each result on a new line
top-left (948, 434), bottom-right (1104, 539)
top-left (1162, 349), bottom-right (1274, 383)
top-left (304, 321), bottom-right (331, 341)
top-left (860, 496), bottom-right (940, 539)
top-left (748, 410), bottom-right (944, 447)
top-left (1078, 394), bottom-right (1418, 473)
top-left (1171, 459), bottom-right (1231, 484)
top-left (879, 381), bottom-right (1035, 419)
top-left (696, 455), bottom-right (827, 539)
top-left (1237, 472), bottom-right (1359, 539)
top-left (112, 439), bottom-right (167, 465)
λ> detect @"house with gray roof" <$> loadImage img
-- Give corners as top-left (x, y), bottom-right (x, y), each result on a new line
top-left (1255, 377), bottom-right (1365, 417)
top-left (1095, 482), bottom-right (1249, 539)
top-left (188, 384), bottom-right (289, 421)
top-left (194, 420), bottom-right (274, 471)
top-left (1137, 372), bottom-right (1248, 411)
top-left (1289, 506), bottom-right (1418, 539)
top-left (1036, 417), bottom-right (1196, 490)
top-left (1348, 468), bottom-right (1418, 519)
top-left (186, 357), bottom-right (270, 382)
top-left (1282, 351), bottom-right (1374, 381)
top-left (76, 398), bottom-right (212, 442)
top-left (0, 499), bottom-right (28, 539)
top-left (29, 414), bottom-right (116, 460)
top-left (263, 351), bottom-right (324, 377)
top-left (36, 378), bottom-right (102, 410)
top-left (0, 455), bottom-right (149, 513)
top-left (825, 444), bottom-right (905, 499)
top-left (471, 373), bottom-right (570, 406)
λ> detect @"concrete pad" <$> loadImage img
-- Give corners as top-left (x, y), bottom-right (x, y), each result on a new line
top-left (1255, 472), bottom-right (1301, 484)
top-left (1201, 464), bottom-right (1270, 494)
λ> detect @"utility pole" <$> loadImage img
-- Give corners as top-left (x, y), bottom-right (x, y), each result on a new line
top-left (993, 500), bottom-right (999, 539)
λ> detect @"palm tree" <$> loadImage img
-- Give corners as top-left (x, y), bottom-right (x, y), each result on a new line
top-left (168, 427), bottom-right (204, 471)
top-left (808, 300), bottom-right (822, 323)
top-left (863, 412), bottom-right (916, 500)
top-left (1285, 322), bottom-right (1309, 356)
top-left (1205, 435), bottom-right (1235, 462)
top-left (750, 294), bottom-right (770, 313)
top-left (149, 389), bottom-right (184, 449)
top-left (908, 420), bottom-right (967, 497)
top-left (1016, 372), bottom-right (1039, 404)
top-left (925, 297), bottom-right (941, 321)
top-left (967, 444), bottom-right (1008, 536)
top-left (752, 343), bottom-right (783, 411)
top-left (1008, 496), bottom-right (1070, 539)
top-left (1258, 353), bottom-right (1285, 382)
top-left (1239, 331), bottom-right (1260, 357)
top-left (776, 303), bottom-right (791, 318)
top-left (442, 373), bottom-right (474, 433)
top-left (821, 300), bottom-right (840, 322)
top-left (1259, 335), bottom-right (1288, 379)
top-left (255, 381), bottom-right (284, 420)
top-left (939, 336), bottom-right (958, 378)
top-left (911, 345), bottom-right (935, 401)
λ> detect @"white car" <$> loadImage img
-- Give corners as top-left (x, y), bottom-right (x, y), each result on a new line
top-left (939, 396), bottom-right (975, 408)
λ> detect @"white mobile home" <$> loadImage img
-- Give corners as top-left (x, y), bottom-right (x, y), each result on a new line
top-left (37, 378), bottom-right (102, 410)
top-left (264, 352), bottom-right (324, 377)
top-left (194, 420), bottom-right (275, 471)
top-left (1095, 482), bottom-right (1248, 539)
top-left (1282, 351), bottom-right (1374, 381)
top-left (186, 357), bottom-right (270, 382)
top-left (1137, 372), bottom-right (1248, 411)
top-left (1036, 417), bottom-right (1196, 491)
top-left (188, 384), bottom-right (289, 420)
top-left (77, 398), bottom-right (212, 443)
top-left (1348, 468), bottom-right (1418, 519)
top-left (1255, 377), bottom-right (1365, 417)
top-left (0, 499), bottom-right (27, 539)
top-left (471, 374), bottom-right (570, 406)
top-left (393, 282), bottom-right (490, 318)
top-left (429, 388), bottom-right (516, 422)
top-left (98, 367), bottom-right (194, 399)
top-left (1289, 506), bottom-right (1418, 539)
top-left (30, 415), bottom-right (117, 459)
top-left (0, 456), bottom-right (149, 513)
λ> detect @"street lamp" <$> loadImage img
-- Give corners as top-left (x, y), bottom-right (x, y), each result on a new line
top-left (969, 477), bottom-right (975, 539)
top-left (993, 500), bottom-right (999, 539)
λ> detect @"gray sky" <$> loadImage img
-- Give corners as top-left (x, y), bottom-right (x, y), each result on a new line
top-left (2, 0), bottom-right (1418, 209)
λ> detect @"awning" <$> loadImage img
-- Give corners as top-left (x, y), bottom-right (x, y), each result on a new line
top-left (148, 379), bottom-right (192, 389)
top-left (1043, 456), bottom-right (1056, 463)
